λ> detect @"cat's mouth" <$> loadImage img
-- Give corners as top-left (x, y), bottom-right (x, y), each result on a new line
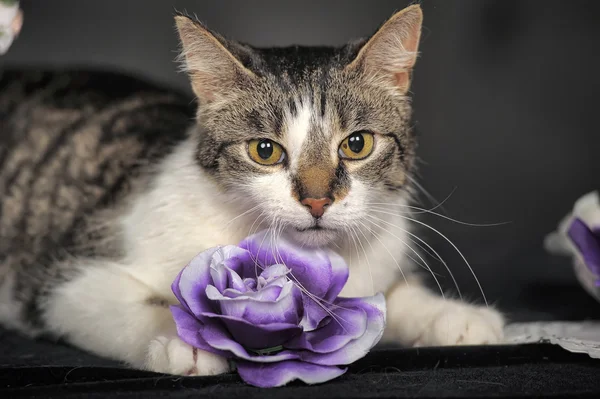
top-left (294, 225), bottom-right (328, 232)
top-left (289, 223), bottom-right (338, 247)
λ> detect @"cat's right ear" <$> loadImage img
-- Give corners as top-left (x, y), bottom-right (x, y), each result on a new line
top-left (175, 15), bottom-right (255, 104)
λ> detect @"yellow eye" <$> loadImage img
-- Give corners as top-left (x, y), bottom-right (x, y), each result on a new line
top-left (248, 139), bottom-right (286, 166)
top-left (338, 131), bottom-right (374, 160)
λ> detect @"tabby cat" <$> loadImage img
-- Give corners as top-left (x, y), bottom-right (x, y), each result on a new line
top-left (0, 5), bottom-right (503, 375)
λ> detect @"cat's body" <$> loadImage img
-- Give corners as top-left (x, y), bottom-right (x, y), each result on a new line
top-left (0, 6), bottom-right (503, 376)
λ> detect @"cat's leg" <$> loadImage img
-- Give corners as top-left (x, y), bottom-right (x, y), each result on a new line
top-left (381, 278), bottom-right (504, 347)
top-left (30, 259), bottom-right (230, 376)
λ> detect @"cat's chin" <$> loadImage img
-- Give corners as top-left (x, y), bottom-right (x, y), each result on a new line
top-left (286, 227), bottom-right (339, 248)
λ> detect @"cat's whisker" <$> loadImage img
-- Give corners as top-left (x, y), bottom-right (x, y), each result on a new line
top-left (349, 223), bottom-right (375, 296)
top-left (357, 219), bottom-right (410, 288)
top-left (345, 225), bottom-right (361, 270)
top-left (365, 187), bottom-right (456, 216)
top-left (367, 204), bottom-right (509, 227)
top-left (248, 212), bottom-right (269, 275)
top-left (364, 216), bottom-right (446, 300)
top-left (370, 208), bottom-right (488, 306)
top-left (406, 175), bottom-right (449, 214)
top-left (366, 214), bottom-right (462, 301)
top-left (360, 215), bottom-right (440, 274)
top-left (223, 204), bottom-right (261, 228)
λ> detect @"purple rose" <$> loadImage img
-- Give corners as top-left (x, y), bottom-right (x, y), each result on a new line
top-left (170, 231), bottom-right (386, 388)
top-left (545, 191), bottom-right (600, 303)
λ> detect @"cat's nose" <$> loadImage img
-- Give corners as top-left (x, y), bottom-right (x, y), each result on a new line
top-left (300, 197), bottom-right (332, 219)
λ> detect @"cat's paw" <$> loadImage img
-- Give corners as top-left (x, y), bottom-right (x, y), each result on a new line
top-left (414, 305), bottom-right (504, 347)
top-left (146, 335), bottom-right (231, 376)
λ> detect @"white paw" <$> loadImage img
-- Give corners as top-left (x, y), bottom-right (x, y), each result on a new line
top-left (415, 305), bottom-right (504, 347)
top-left (146, 335), bottom-right (231, 376)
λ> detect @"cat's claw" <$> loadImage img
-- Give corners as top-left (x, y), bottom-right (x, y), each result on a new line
top-left (414, 305), bottom-right (504, 347)
top-left (146, 335), bottom-right (231, 376)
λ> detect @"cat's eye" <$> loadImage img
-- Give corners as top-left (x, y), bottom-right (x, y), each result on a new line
top-left (248, 139), bottom-right (286, 166)
top-left (338, 131), bottom-right (374, 160)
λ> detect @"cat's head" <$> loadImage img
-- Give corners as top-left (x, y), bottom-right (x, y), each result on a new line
top-left (175, 5), bottom-right (422, 248)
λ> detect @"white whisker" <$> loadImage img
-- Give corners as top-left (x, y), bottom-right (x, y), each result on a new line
top-left (367, 214), bottom-right (462, 300)
top-left (364, 216), bottom-right (446, 300)
top-left (349, 223), bottom-right (375, 296)
top-left (367, 204), bottom-right (510, 227)
top-left (357, 219), bottom-right (409, 287)
top-left (370, 209), bottom-right (488, 306)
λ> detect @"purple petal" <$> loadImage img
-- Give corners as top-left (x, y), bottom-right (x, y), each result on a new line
top-left (206, 283), bottom-right (282, 303)
top-left (243, 278), bottom-right (257, 290)
top-left (237, 360), bottom-right (346, 388)
top-left (202, 312), bottom-right (302, 349)
top-left (200, 320), bottom-right (299, 363)
top-left (299, 294), bottom-right (330, 331)
top-left (209, 262), bottom-right (228, 293)
top-left (260, 264), bottom-right (290, 281)
top-left (206, 281), bottom-right (302, 325)
top-left (221, 288), bottom-right (245, 298)
top-left (285, 305), bottom-right (367, 353)
top-left (172, 246), bottom-right (221, 316)
top-left (299, 293), bottom-right (386, 366)
top-left (225, 266), bottom-right (247, 292)
top-left (242, 282), bottom-right (303, 325)
top-left (170, 305), bottom-right (230, 358)
top-left (240, 231), bottom-right (334, 298)
top-left (568, 218), bottom-right (600, 276)
top-left (323, 250), bottom-right (350, 302)
top-left (221, 247), bottom-right (256, 277)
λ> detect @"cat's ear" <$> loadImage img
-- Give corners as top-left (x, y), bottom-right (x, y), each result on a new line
top-left (175, 15), bottom-right (255, 103)
top-left (346, 4), bottom-right (423, 93)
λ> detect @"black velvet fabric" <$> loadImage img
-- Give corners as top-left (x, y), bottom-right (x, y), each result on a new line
top-left (2, 338), bottom-right (599, 398)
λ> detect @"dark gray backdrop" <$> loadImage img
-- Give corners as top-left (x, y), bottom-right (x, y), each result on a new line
top-left (3, 0), bottom-right (599, 320)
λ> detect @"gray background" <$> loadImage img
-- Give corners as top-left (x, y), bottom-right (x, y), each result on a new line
top-left (3, 0), bottom-right (599, 319)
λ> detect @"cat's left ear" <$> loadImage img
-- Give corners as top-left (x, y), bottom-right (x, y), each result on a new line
top-left (346, 4), bottom-right (423, 93)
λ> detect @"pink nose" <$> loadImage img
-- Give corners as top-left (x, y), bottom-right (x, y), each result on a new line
top-left (300, 197), bottom-right (332, 219)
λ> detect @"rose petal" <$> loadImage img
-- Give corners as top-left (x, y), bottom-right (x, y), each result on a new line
top-left (200, 320), bottom-right (299, 363)
top-left (568, 217), bottom-right (600, 276)
top-left (206, 281), bottom-right (302, 325)
top-left (202, 312), bottom-right (302, 349)
top-left (285, 305), bottom-right (367, 353)
top-left (173, 246), bottom-right (221, 315)
top-left (170, 305), bottom-right (230, 358)
top-left (206, 283), bottom-right (282, 303)
top-left (241, 282), bottom-right (303, 325)
top-left (222, 249), bottom-right (255, 272)
top-left (240, 231), bottom-right (334, 298)
top-left (299, 294), bottom-right (330, 331)
top-left (243, 278), bottom-right (257, 290)
top-left (225, 266), bottom-right (247, 292)
top-left (323, 250), bottom-right (350, 301)
top-left (222, 288), bottom-right (245, 298)
top-left (209, 262), bottom-right (228, 293)
top-left (260, 264), bottom-right (290, 282)
top-left (299, 293), bottom-right (386, 366)
top-left (237, 360), bottom-right (346, 388)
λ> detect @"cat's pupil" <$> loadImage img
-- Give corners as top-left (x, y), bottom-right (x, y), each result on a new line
top-left (257, 140), bottom-right (274, 159)
top-left (348, 133), bottom-right (365, 153)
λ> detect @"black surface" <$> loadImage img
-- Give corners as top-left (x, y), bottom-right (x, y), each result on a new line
top-left (1, 343), bottom-right (599, 398)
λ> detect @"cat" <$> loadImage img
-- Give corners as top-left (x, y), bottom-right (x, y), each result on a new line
top-left (0, 4), bottom-right (503, 376)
